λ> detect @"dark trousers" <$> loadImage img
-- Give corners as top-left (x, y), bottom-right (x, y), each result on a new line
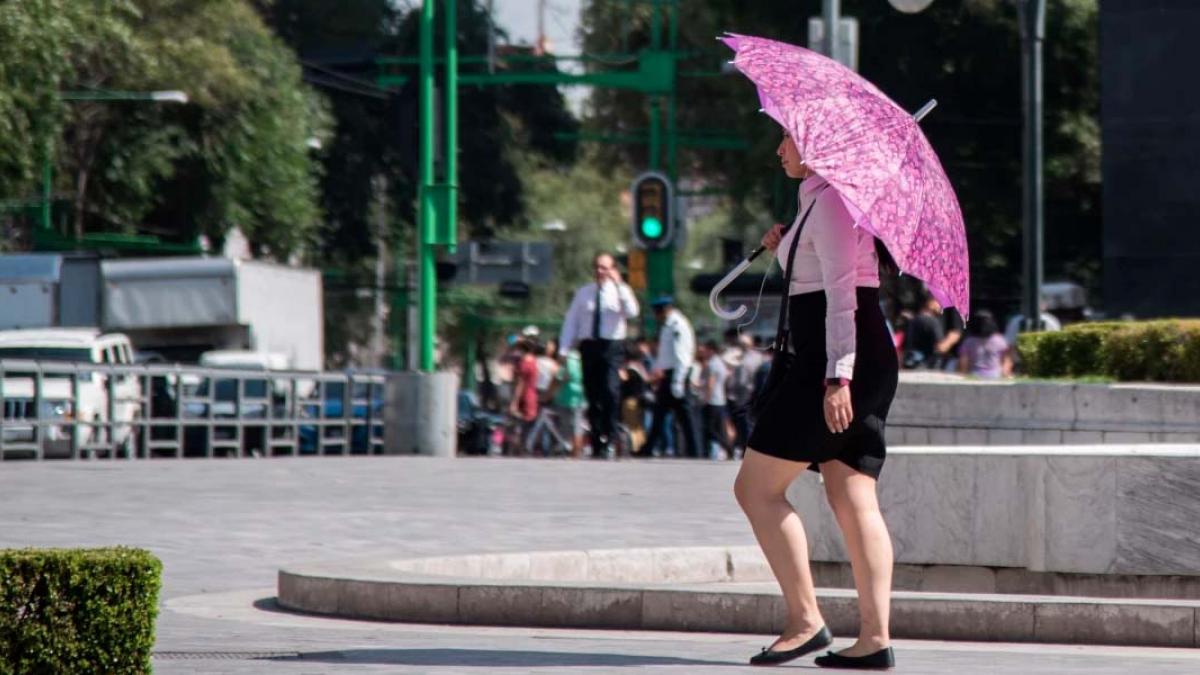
top-left (643, 370), bottom-right (702, 458)
top-left (580, 339), bottom-right (621, 453)
top-left (702, 404), bottom-right (732, 455)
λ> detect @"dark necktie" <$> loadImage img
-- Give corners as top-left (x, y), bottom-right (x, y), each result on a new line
top-left (592, 282), bottom-right (603, 339)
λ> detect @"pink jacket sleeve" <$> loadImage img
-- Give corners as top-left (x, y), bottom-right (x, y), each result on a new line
top-left (809, 193), bottom-right (859, 380)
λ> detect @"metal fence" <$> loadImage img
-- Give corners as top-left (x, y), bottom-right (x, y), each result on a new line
top-left (0, 360), bottom-right (386, 460)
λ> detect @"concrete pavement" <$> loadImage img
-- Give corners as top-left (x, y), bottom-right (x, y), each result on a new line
top-left (2, 456), bottom-right (1198, 673)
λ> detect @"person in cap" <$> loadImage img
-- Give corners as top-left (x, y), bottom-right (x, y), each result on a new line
top-left (637, 296), bottom-right (702, 458)
top-left (558, 252), bottom-right (640, 458)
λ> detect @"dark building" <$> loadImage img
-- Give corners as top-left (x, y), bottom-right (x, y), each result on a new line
top-left (1102, 1), bottom-right (1200, 317)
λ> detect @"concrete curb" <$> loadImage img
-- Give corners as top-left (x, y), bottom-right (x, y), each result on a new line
top-left (277, 546), bottom-right (1200, 648)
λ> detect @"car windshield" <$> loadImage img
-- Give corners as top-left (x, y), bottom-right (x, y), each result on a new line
top-left (0, 347), bottom-right (93, 362)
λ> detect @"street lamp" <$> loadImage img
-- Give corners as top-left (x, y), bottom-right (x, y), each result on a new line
top-left (42, 89), bottom-right (190, 232)
top-left (887, 0), bottom-right (936, 14)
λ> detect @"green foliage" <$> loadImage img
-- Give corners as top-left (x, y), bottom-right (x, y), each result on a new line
top-left (0, 0), bottom-right (330, 259)
top-left (1018, 320), bottom-right (1200, 383)
top-left (0, 547), bottom-right (161, 675)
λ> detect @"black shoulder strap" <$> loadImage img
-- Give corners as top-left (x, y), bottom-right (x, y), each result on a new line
top-left (773, 185), bottom-right (828, 351)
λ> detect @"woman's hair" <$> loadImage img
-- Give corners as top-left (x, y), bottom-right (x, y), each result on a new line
top-left (967, 309), bottom-right (1000, 338)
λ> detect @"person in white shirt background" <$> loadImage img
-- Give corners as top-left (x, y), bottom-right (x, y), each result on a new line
top-left (697, 339), bottom-right (734, 461)
top-left (636, 296), bottom-right (702, 458)
top-left (558, 253), bottom-right (640, 459)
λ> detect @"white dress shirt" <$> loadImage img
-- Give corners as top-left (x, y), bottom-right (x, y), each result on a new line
top-left (559, 280), bottom-right (640, 349)
top-left (653, 308), bottom-right (695, 398)
top-left (774, 176), bottom-right (880, 380)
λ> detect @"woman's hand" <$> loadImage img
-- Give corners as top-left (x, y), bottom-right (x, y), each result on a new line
top-left (760, 223), bottom-right (784, 252)
top-left (823, 383), bottom-right (853, 434)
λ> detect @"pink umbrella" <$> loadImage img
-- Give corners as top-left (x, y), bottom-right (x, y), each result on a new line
top-left (718, 32), bottom-right (969, 315)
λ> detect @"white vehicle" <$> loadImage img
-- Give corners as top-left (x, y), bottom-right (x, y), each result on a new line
top-left (0, 329), bottom-right (142, 455)
top-left (199, 350), bottom-right (292, 371)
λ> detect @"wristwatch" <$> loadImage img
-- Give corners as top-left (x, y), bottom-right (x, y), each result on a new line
top-left (825, 377), bottom-right (850, 388)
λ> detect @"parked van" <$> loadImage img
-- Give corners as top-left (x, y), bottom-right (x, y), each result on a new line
top-left (0, 329), bottom-right (142, 456)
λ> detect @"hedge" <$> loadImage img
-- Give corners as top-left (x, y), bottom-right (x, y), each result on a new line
top-left (1017, 320), bottom-right (1200, 382)
top-left (0, 548), bottom-right (161, 675)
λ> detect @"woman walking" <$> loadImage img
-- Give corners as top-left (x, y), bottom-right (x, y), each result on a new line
top-left (734, 130), bottom-right (899, 669)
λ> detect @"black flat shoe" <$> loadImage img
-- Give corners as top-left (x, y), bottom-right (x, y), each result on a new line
top-left (749, 626), bottom-right (833, 666)
top-left (813, 646), bottom-right (895, 670)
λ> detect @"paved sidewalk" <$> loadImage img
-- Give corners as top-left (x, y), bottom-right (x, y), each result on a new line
top-left (2, 456), bottom-right (1198, 673)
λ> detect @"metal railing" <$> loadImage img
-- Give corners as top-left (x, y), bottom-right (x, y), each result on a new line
top-left (0, 360), bottom-right (386, 460)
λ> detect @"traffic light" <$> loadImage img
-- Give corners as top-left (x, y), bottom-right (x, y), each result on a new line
top-left (631, 171), bottom-right (675, 249)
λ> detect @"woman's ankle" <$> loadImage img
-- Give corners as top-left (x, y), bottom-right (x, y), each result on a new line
top-left (853, 633), bottom-right (890, 651)
top-left (783, 615), bottom-right (826, 636)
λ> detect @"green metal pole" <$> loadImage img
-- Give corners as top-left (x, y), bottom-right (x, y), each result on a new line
top-left (418, 0), bottom-right (437, 371)
top-left (648, 98), bottom-right (661, 169)
top-left (446, 0), bottom-right (458, 254)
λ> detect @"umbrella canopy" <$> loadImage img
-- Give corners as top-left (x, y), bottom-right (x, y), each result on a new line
top-left (721, 33), bottom-right (969, 314)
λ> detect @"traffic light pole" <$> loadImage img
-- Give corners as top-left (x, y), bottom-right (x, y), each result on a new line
top-left (417, 0), bottom-right (458, 372)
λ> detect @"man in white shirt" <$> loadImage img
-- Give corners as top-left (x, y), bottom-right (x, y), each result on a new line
top-left (559, 253), bottom-right (640, 458)
top-left (637, 296), bottom-right (702, 458)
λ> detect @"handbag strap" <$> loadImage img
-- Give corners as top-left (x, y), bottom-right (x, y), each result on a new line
top-left (773, 184), bottom-right (829, 351)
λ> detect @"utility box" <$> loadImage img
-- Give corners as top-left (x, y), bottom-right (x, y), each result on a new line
top-left (0, 253), bottom-right (100, 330)
top-left (100, 258), bottom-right (323, 369)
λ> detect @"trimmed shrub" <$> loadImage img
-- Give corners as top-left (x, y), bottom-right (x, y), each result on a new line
top-left (0, 547), bottom-right (161, 675)
top-left (1017, 320), bottom-right (1200, 383)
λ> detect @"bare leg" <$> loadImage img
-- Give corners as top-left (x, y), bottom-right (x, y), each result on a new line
top-left (734, 449), bottom-right (825, 649)
top-left (821, 460), bottom-right (893, 655)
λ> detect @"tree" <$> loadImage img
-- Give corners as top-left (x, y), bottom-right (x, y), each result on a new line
top-left (0, 0), bottom-right (331, 259)
top-left (579, 0), bottom-right (1101, 312)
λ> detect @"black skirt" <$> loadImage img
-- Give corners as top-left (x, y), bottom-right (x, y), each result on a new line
top-left (746, 287), bottom-right (899, 479)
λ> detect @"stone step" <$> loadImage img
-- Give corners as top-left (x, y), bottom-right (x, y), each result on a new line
top-left (278, 564), bottom-right (1200, 648)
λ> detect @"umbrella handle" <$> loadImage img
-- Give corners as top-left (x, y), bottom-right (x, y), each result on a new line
top-left (914, 99), bottom-right (937, 122)
top-left (708, 246), bottom-right (767, 321)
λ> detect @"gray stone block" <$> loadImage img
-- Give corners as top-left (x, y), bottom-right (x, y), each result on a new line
top-left (587, 548), bottom-right (657, 583)
top-left (954, 428), bottom-right (988, 445)
top-left (1023, 429), bottom-right (1063, 444)
top-left (337, 579), bottom-right (397, 620)
top-left (1103, 431), bottom-right (1153, 443)
top-left (727, 547), bottom-right (771, 582)
top-left (386, 581), bottom-right (460, 623)
top-left (529, 551), bottom-right (589, 581)
top-left (986, 429), bottom-right (1024, 446)
top-left (1062, 431), bottom-right (1104, 444)
top-left (892, 597), bottom-right (1035, 642)
top-left (904, 427), bottom-right (931, 445)
top-left (928, 428), bottom-right (956, 446)
top-left (458, 584), bottom-right (543, 626)
top-left (815, 593), bottom-right (860, 637)
top-left (476, 552), bottom-right (531, 580)
top-left (1114, 457), bottom-right (1200, 575)
top-left (641, 589), bottom-right (767, 633)
top-left (277, 572), bottom-right (339, 615)
top-left (972, 455), bottom-right (1026, 567)
top-left (540, 586), bottom-right (643, 628)
top-left (1042, 455), bottom-right (1117, 574)
top-left (652, 546), bottom-right (727, 583)
top-left (1033, 602), bottom-right (1195, 647)
top-left (919, 566), bottom-right (997, 594)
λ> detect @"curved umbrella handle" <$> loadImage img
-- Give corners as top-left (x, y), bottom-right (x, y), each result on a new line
top-left (708, 247), bottom-right (766, 321)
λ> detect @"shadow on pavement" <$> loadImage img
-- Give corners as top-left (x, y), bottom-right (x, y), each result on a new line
top-left (267, 648), bottom-right (734, 667)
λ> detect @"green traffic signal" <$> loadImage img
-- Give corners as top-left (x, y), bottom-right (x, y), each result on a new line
top-left (640, 216), bottom-right (663, 239)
